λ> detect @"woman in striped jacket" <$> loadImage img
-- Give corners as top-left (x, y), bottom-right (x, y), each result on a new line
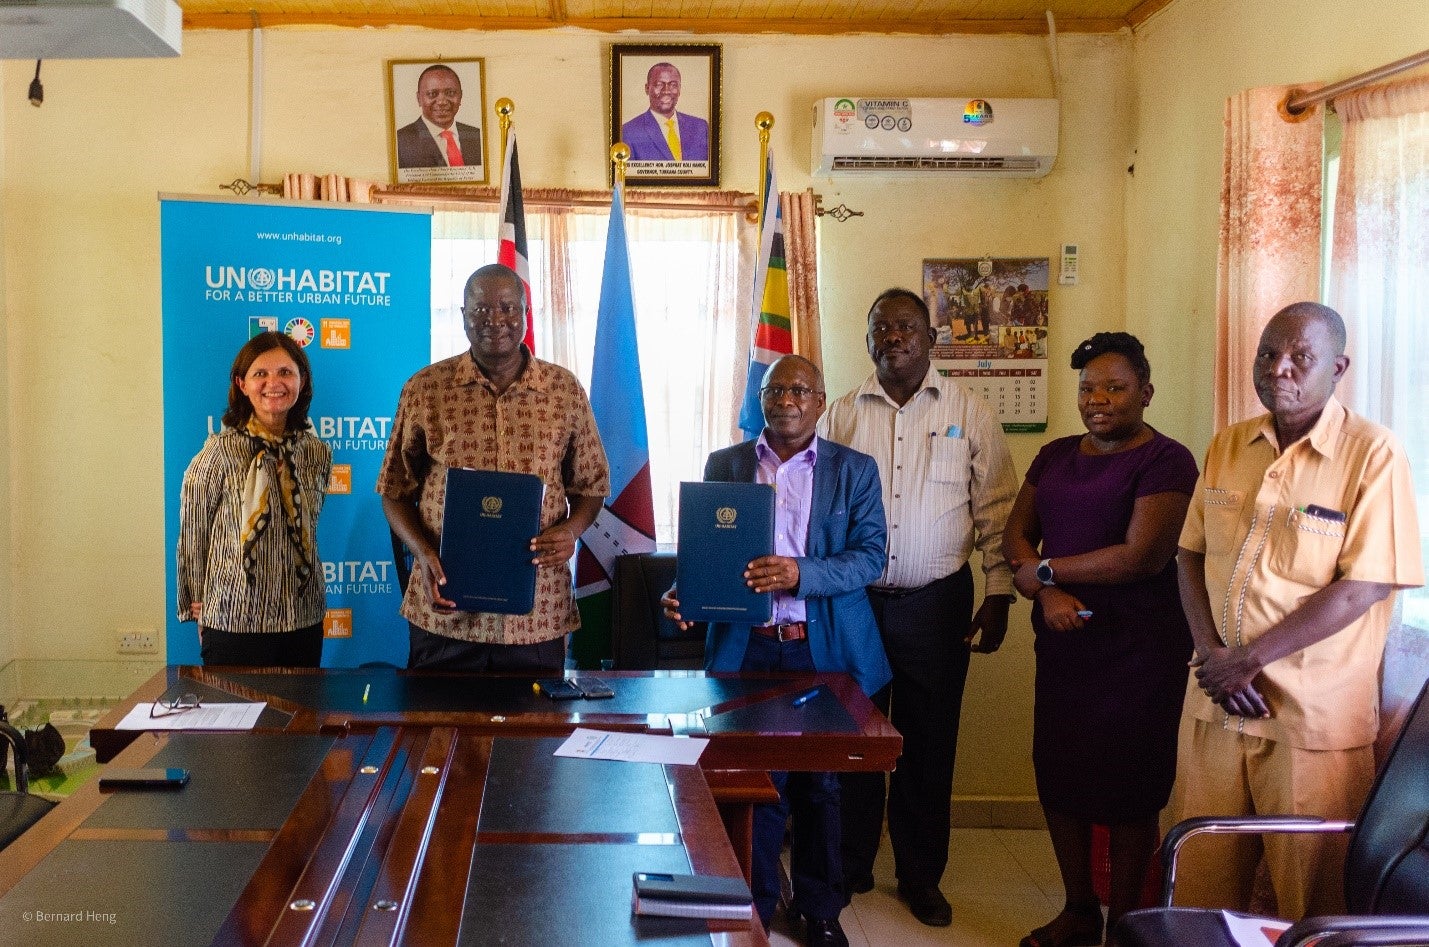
top-left (177, 331), bottom-right (331, 666)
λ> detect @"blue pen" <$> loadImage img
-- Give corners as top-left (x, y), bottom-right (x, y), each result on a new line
top-left (791, 688), bottom-right (822, 707)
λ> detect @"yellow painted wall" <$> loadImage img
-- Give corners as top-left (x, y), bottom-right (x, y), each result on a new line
top-left (1126, 0), bottom-right (1429, 457)
top-left (0, 89), bottom-right (10, 671)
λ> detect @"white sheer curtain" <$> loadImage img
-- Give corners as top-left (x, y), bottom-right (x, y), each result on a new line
top-left (1327, 74), bottom-right (1429, 738)
top-left (429, 203), bottom-right (749, 541)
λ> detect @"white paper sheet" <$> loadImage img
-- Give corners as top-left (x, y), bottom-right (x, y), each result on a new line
top-left (1221, 911), bottom-right (1291, 947)
top-left (115, 702), bottom-right (266, 731)
top-left (554, 727), bottom-right (708, 765)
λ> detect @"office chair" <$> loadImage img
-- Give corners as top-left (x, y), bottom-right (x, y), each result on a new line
top-left (610, 552), bottom-right (706, 670)
top-left (0, 720), bottom-right (57, 850)
top-left (1116, 678), bottom-right (1429, 947)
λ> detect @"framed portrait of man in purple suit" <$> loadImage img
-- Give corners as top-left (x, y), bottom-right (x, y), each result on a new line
top-left (611, 44), bottom-right (721, 188)
top-left (386, 58), bottom-right (488, 185)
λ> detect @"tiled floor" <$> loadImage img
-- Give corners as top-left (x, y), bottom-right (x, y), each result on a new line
top-left (769, 828), bottom-right (1068, 946)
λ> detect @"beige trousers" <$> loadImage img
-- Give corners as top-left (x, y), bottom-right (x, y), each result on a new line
top-left (1167, 717), bottom-right (1374, 918)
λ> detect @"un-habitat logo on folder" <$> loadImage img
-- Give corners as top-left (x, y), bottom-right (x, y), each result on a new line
top-left (676, 481), bottom-right (775, 625)
top-left (440, 469), bottom-right (545, 615)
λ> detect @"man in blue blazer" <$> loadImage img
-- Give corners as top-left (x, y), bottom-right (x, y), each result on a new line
top-left (663, 355), bottom-right (889, 947)
top-left (620, 62), bottom-right (710, 162)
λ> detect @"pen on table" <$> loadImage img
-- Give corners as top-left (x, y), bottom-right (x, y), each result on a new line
top-left (791, 688), bottom-right (822, 707)
top-left (362, 684), bottom-right (370, 704)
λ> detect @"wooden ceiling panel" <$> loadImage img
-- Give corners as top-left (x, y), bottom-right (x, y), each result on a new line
top-left (183, 0), bottom-right (1159, 33)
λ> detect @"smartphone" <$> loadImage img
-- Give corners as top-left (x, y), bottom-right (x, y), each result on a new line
top-left (99, 767), bottom-right (190, 790)
top-left (576, 678), bottom-right (615, 699)
top-left (535, 678), bottom-right (584, 701)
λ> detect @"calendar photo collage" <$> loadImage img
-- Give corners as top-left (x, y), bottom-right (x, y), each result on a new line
top-left (923, 256), bottom-right (1050, 433)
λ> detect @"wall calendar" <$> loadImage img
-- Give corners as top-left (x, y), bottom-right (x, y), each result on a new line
top-left (923, 256), bottom-right (1050, 433)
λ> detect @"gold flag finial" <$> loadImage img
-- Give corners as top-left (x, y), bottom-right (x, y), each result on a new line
top-left (755, 112), bottom-right (776, 220)
top-left (496, 98), bottom-right (515, 163)
top-left (611, 142), bottom-right (631, 188)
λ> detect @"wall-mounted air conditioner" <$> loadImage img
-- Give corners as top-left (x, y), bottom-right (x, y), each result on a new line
top-left (812, 97), bottom-right (1059, 178)
top-left (1, 0), bottom-right (182, 59)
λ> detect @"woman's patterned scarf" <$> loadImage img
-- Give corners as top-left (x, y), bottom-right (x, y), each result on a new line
top-left (238, 416), bottom-right (315, 588)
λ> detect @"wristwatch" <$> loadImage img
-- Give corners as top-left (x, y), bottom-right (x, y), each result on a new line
top-left (1036, 558), bottom-right (1056, 586)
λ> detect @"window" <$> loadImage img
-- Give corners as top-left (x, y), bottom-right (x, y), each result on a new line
top-left (1324, 80), bottom-right (1429, 643)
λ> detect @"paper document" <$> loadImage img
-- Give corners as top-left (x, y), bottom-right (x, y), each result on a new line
top-left (1221, 911), bottom-right (1291, 947)
top-left (554, 727), bottom-right (708, 765)
top-left (115, 702), bottom-right (266, 731)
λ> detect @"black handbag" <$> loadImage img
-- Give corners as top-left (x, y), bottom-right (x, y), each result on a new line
top-left (0, 718), bottom-right (57, 850)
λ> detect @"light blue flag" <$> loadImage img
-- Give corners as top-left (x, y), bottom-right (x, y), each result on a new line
top-left (574, 184), bottom-right (657, 666)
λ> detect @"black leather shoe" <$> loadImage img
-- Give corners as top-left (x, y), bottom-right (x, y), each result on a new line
top-left (897, 883), bottom-right (952, 927)
top-left (846, 872), bottom-right (875, 895)
top-left (806, 917), bottom-right (850, 947)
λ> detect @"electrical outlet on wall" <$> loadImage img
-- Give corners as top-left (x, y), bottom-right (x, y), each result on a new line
top-left (117, 628), bottom-right (158, 654)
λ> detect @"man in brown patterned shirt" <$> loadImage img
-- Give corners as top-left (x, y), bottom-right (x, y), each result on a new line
top-left (378, 264), bottom-right (610, 671)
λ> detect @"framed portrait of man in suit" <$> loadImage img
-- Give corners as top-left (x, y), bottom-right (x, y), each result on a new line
top-left (386, 58), bottom-right (488, 185)
top-left (610, 44), bottom-right (721, 188)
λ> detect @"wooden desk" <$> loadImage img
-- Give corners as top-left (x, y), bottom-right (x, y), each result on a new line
top-left (90, 667), bottom-right (899, 883)
top-left (0, 728), bottom-right (764, 946)
top-left (93, 667), bottom-right (901, 774)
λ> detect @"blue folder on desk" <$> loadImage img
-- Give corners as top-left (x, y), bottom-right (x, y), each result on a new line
top-left (440, 468), bottom-right (544, 615)
top-left (676, 481), bottom-right (774, 625)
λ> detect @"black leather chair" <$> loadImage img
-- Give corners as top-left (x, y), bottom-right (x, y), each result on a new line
top-left (610, 552), bottom-right (706, 670)
top-left (1117, 678), bottom-right (1429, 947)
top-left (0, 720), bottom-right (57, 850)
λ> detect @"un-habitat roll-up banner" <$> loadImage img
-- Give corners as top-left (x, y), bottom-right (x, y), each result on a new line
top-left (161, 196), bottom-right (432, 667)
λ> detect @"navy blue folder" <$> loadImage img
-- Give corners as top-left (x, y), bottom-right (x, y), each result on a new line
top-left (439, 468), bottom-right (544, 615)
top-left (676, 481), bottom-right (774, 625)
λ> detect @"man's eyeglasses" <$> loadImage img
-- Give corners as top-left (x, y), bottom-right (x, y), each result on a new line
top-left (760, 385), bottom-right (822, 401)
top-left (150, 694), bottom-right (202, 719)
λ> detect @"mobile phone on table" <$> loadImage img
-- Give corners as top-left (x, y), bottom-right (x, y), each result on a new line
top-left (535, 678), bottom-right (584, 701)
top-left (576, 678), bottom-right (615, 699)
top-left (99, 767), bottom-right (190, 790)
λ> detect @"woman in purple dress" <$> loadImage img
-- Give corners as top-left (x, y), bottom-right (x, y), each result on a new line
top-left (1003, 333), bottom-right (1198, 947)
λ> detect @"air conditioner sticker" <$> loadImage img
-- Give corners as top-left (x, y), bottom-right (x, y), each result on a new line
top-left (963, 99), bottom-right (994, 126)
top-left (831, 98), bottom-right (857, 131)
top-left (857, 98), bottom-right (912, 133)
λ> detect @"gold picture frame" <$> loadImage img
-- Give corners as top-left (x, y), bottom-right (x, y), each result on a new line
top-left (610, 43), bottom-right (721, 188)
top-left (386, 58), bottom-right (488, 185)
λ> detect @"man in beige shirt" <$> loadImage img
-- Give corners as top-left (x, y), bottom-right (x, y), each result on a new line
top-left (378, 264), bottom-right (609, 672)
top-left (819, 288), bottom-right (1018, 927)
top-left (1175, 302), bottom-right (1423, 917)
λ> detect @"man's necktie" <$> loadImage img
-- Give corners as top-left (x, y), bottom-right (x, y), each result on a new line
top-left (665, 119), bottom-right (682, 161)
top-left (441, 130), bottom-right (464, 167)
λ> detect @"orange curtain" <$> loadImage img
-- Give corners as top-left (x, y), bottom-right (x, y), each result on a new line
top-left (1215, 85), bottom-right (1324, 430)
top-left (782, 188), bottom-right (823, 372)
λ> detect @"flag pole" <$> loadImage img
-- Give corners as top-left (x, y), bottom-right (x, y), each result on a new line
top-left (611, 142), bottom-right (630, 190)
top-left (496, 97), bottom-right (514, 165)
top-left (755, 111), bottom-right (774, 219)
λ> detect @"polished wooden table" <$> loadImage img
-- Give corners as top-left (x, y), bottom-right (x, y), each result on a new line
top-left (0, 727), bottom-right (765, 946)
top-left (90, 667), bottom-right (901, 884)
top-left (93, 666), bottom-right (901, 772)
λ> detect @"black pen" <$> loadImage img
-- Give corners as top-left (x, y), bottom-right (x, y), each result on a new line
top-left (791, 688), bottom-right (821, 707)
